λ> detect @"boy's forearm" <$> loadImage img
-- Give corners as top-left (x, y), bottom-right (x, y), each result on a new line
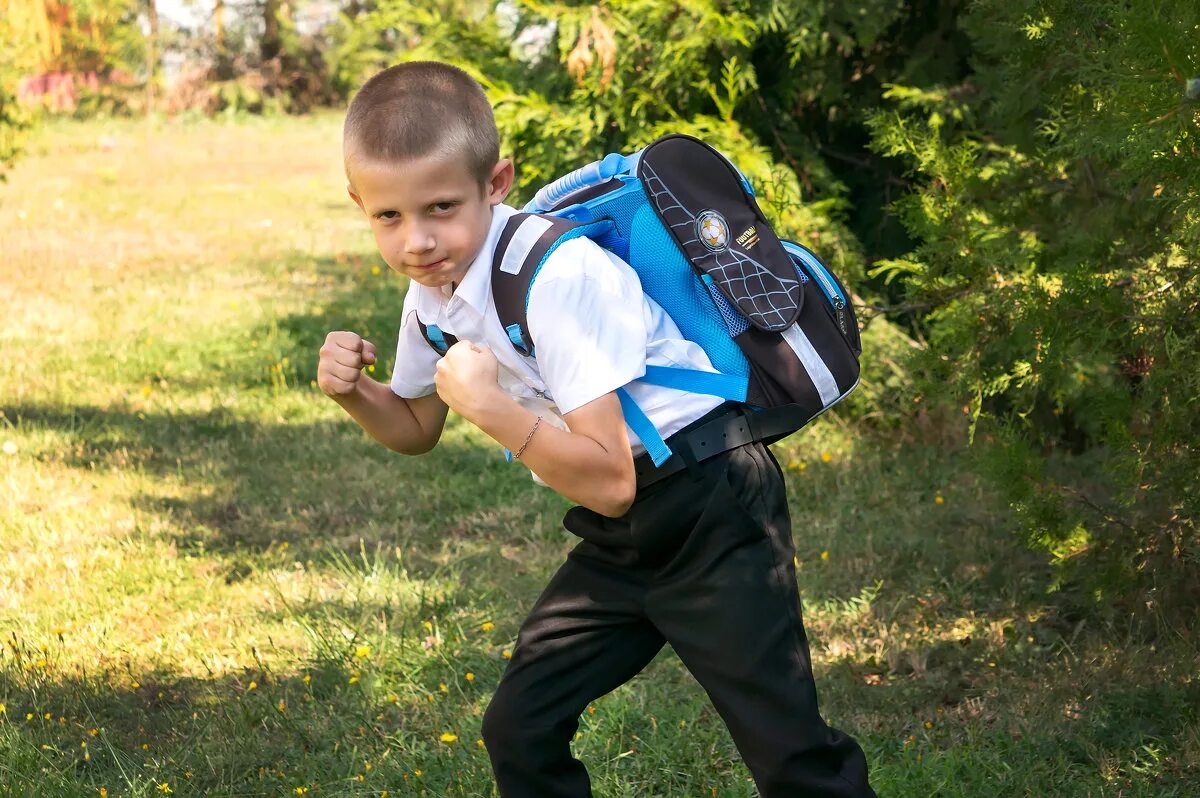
top-left (334, 377), bottom-right (441, 454)
top-left (465, 390), bottom-right (635, 517)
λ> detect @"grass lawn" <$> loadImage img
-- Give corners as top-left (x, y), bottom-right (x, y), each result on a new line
top-left (0, 115), bottom-right (1197, 797)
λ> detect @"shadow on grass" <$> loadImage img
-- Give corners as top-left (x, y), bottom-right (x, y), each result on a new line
top-left (5, 396), bottom-right (1200, 794)
top-left (2, 400), bottom-right (567, 591)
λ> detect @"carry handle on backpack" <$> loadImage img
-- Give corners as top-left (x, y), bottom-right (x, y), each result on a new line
top-left (529, 153), bottom-right (633, 213)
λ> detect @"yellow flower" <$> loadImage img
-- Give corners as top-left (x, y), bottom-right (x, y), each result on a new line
top-left (277, 699), bottom-right (287, 712)
top-left (25, 713), bottom-right (33, 721)
top-left (354, 774), bottom-right (365, 782)
top-left (820, 451), bottom-right (832, 463)
top-left (131, 681), bottom-right (140, 689)
top-left (481, 622), bottom-right (495, 632)
top-left (302, 674), bottom-right (311, 685)
top-left (414, 770), bottom-right (423, 777)
top-left (381, 792), bottom-right (389, 798)
top-left (156, 783), bottom-right (172, 794)
top-left (99, 790), bottom-right (108, 798)
top-left (355, 644), bottom-right (371, 658)
top-left (934, 494), bottom-right (945, 504)
top-left (44, 712), bottom-right (51, 720)
top-left (184, 771), bottom-right (193, 778)
top-left (440, 732), bottom-right (458, 743)
top-left (925, 720), bottom-right (933, 729)
top-left (476, 739), bottom-right (485, 749)
top-left (387, 693), bottom-right (399, 704)
top-left (0, 703), bottom-right (5, 714)
top-left (349, 675), bottom-right (359, 684)
top-left (820, 550), bottom-right (830, 561)
top-left (294, 788), bottom-right (308, 796)
top-left (371, 265), bottom-right (381, 275)
top-left (502, 650), bottom-right (512, 660)
top-left (141, 743), bottom-right (149, 750)
top-left (247, 681), bottom-right (257, 691)
top-left (89, 728), bottom-right (98, 736)
top-left (465, 672), bottom-right (475, 682)
top-left (422, 621), bottom-right (433, 632)
top-left (439, 682), bottom-right (448, 693)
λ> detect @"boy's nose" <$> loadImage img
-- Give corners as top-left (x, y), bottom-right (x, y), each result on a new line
top-left (404, 228), bottom-right (436, 254)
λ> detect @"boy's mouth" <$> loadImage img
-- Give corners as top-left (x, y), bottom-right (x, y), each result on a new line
top-left (413, 259), bottom-right (447, 271)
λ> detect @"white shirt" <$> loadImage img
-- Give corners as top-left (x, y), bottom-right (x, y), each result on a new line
top-left (389, 203), bottom-right (723, 457)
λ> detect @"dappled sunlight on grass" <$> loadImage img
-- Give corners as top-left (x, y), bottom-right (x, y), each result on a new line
top-left (1, 117), bottom-right (1197, 795)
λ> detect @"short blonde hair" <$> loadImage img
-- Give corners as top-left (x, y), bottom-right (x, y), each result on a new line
top-left (343, 61), bottom-right (499, 186)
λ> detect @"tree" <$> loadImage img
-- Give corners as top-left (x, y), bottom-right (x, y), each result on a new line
top-left (867, 0), bottom-right (1199, 612)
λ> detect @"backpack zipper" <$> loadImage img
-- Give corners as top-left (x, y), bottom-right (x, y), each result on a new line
top-left (784, 243), bottom-right (850, 338)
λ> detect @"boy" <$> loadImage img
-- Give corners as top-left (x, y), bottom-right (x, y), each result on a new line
top-left (318, 61), bottom-right (876, 797)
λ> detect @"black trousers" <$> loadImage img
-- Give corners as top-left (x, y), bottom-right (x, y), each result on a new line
top-left (481, 412), bottom-right (876, 797)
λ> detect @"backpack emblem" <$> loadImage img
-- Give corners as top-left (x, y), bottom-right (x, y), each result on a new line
top-left (696, 210), bottom-right (729, 251)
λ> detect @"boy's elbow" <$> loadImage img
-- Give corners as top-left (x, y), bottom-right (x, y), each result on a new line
top-left (598, 466), bottom-right (637, 518)
top-left (388, 429), bottom-right (439, 455)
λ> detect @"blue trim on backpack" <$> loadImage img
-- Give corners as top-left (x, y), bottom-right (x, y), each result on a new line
top-left (635, 365), bottom-right (748, 402)
top-left (782, 241), bottom-right (845, 306)
top-left (426, 324), bottom-right (449, 354)
top-left (617, 387), bottom-right (672, 467)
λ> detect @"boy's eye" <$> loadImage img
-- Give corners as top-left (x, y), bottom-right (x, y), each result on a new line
top-left (431, 201), bottom-right (457, 213)
top-left (377, 211), bottom-right (399, 221)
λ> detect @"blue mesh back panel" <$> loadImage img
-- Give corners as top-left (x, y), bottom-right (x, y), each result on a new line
top-left (578, 187), bottom-right (750, 378)
top-left (705, 279), bottom-right (751, 337)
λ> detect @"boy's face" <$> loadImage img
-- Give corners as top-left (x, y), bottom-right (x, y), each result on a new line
top-left (347, 152), bottom-right (513, 290)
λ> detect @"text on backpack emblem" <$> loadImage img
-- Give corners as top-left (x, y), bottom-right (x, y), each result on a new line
top-left (696, 210), bottom-right (730, 251)
top-left (736, 225), bottom-right (759, 250)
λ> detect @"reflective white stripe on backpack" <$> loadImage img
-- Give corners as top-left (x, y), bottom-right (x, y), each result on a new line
top-left (780, 324), bottom-right (840, 406)
top-left (499, 216), bottom-right (555, 275)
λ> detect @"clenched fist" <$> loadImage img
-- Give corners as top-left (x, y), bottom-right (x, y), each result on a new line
top-left (317, 331), bottom-right (377, 397)
top-left (435, 340), bottom-right (501, 419)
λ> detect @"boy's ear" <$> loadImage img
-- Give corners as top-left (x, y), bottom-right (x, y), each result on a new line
top-left (486, 159), bottom-right (515, 206)
top-left (347, 184), bottom-right (365, 212)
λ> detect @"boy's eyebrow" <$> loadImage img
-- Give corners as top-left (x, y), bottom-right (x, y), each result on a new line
top-left (369, 194), bottom-right (466, 217)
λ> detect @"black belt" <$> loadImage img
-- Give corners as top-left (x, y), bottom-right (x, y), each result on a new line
top-left (633, 404), bottom-right (761, 489)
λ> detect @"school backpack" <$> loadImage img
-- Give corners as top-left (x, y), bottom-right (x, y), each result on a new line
top-left (422, 134), bottom-right (861, 469)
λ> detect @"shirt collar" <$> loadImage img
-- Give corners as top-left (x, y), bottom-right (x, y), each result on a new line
top-left (449, 203), bottom-right (518, 315)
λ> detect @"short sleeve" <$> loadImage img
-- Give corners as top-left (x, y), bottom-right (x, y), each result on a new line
top-left (389, 283), bottom-right (441, 399)
top-left (526, 238), bottom-right (648, 414)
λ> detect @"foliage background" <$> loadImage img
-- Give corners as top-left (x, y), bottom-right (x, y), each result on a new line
top-left (3, 0), bottom-right (1197, 631)
top-left (1, 1), bottom-right (1199, 794)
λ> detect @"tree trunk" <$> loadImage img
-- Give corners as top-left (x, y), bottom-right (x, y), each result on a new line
top-left (144, 0), bottom-right (158, 113)
top-left (214, 0), bottom-right (233, 80)
top-left (262, 0), bottom-right (281, 62)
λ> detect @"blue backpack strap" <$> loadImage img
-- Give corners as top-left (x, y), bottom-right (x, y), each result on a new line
top-left (635, 365), bottom-right (748, 402)
top-left (616, 387), bottom-right (673, 466)
top-left (491, 212), bottom-right (615, 358)
top-left (415, 317), bottom-right (458, 355)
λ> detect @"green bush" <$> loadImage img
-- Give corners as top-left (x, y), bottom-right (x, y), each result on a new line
top-left (866, 0), bottom-right (1199, 613)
